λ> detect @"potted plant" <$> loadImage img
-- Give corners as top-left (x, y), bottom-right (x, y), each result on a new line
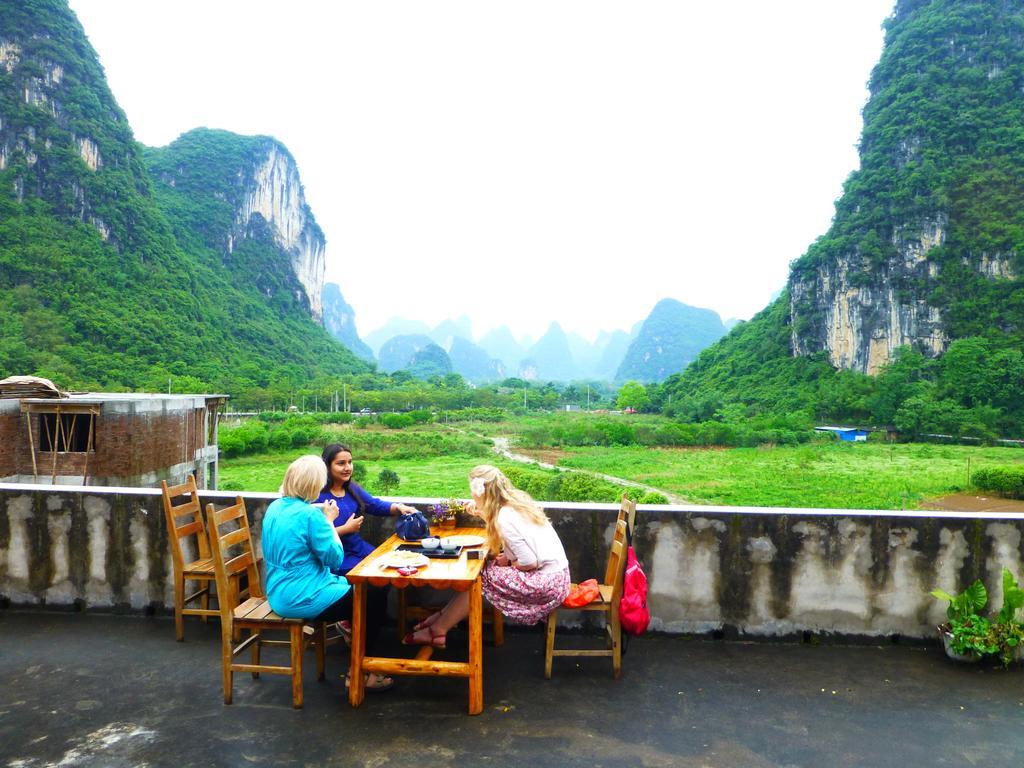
top-left (931, 568), bottom-right (1024, 665)
top-left (429, 499), bottom-right (465, 529)
top-left (990, 568), bottom-right (1024, 665)
top-left (930, 579), bottom-right (992, 662)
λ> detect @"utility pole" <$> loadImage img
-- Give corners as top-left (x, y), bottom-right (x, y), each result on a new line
top-left (343, 384), bottom-right (348, 412)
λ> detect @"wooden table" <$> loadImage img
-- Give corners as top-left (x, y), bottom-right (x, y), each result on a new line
top-left (346, 527), bottom-right (489, 715)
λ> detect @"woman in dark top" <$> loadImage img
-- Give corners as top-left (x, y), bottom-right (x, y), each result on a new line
top-left (315, 443), bottom-right (417, 650)
top-left (315, 443), bottom-right (418, 573)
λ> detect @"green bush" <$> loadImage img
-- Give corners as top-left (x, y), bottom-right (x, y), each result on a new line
top-left (219, 421), bottom-right (269, 457)
top-left (973, 467), bottom-right (1024, 499)
top-left (406, 409), bottom-right (433, 424)
top-left (639, 491), bottom-right (669, 504)
top-left (380, 413), bottom-right (415, 429)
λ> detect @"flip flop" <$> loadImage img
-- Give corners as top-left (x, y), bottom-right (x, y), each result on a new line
top-left (402, 627), bottom-right (447, 649)
top-left (345, 673), bottom-right (394, 693)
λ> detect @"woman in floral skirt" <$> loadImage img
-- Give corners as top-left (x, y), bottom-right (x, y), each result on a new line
top-left (404, 464), bottom-right (570, 648)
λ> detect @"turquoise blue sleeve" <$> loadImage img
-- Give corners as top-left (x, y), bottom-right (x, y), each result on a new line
top-left (307, 507), bottom-right (346, 573)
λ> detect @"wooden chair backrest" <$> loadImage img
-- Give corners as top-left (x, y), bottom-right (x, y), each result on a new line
top-left (205, 497), bottom-right (263, 618)
top-left (606, 531), bottom-right (628, 607)
top-left (162, 475), bottom-right (210, 566)
top-left (618, 496), bottom-right (637, 534)
top-left (603, 518), bottom-right (629, 587)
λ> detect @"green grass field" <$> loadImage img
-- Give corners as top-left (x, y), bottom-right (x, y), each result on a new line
top-left (220, 450), bottom-right (484, 498)
top-left (547, 442), bottom-right (1024, 509)
top-left (218, 416), bottom-right (1024, 509)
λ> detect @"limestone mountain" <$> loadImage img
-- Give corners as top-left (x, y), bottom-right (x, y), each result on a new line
top-left (406, 343), bottom-right (453, 380)
top-left (0, 0), bottom-right (367, 389)
top-left (321, 282), bottom-right (374, 362)
top-left (616, 299), bottom-right (727, 383)
top-left (364, 318), bottom-right (432, 355)
top-left (478, 326), bottom-right (529, 373)
top-left (593, 329), bottom-right (634, 380)
top-left (523, 323), bottom-right (576, 381)
top-left (430, 316), bottom-right (473, 349)
top-left (664, 0), bottom-right (1024, 434)
top-left (377, 334), bottom-right (437, 373)
top-left (448, 337), bottom-right (505, 383)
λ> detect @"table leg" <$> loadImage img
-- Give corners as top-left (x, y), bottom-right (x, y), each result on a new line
top-left (349, 581), bottom-right (367, 706)
top-left (468, 578), bottom-right (483, 715)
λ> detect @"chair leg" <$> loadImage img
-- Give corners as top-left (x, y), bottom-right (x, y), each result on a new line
top-left (492, 606), bottom-right (505, 647)
top-left (200, 577), bottom-right (210, 624)
top-left (544, 610), bottom-right (557, 679)
top-left (221, 628), bottom-right (234, 705)
top-left (290, 624), bottom-right (304, 709)
top-left (251, 628), bottom-right (261, 678)
top-left (231, 581), bottom-right (242, 642)
top-left (174, 572), bottom-right (185, 642)
top-left (315, 623), bottom-right (326, 681)
top-left (610, 608), bottom-right (622, 680)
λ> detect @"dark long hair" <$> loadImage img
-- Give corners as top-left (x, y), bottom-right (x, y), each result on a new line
top-left (321, 443), bottom-right (366, 515)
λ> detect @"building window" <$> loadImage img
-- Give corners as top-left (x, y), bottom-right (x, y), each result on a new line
top-left (39, 413), bottom-right (96, 452)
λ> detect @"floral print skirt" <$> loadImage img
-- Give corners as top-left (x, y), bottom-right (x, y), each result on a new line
top-left (481, 562), bottom-right (571, 625)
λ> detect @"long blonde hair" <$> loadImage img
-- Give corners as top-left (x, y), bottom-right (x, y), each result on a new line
top-left (469, 465), bottom-right (548, 556)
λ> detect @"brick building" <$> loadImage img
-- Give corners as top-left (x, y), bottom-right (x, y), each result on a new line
top-left (0, 393), bottom-right (227, 489)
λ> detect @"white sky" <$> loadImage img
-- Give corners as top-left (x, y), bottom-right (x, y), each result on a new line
top-left (68, 0), bottom-right (893, 343)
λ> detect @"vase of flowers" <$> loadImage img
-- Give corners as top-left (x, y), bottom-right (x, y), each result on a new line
top-left (430, 499), bottom-right (465, 529)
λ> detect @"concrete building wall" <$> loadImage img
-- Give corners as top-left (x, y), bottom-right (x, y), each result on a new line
top-left (3, 483), bottom-right (1023, 639)
top-left (0, 396), bottom-right (218, 488)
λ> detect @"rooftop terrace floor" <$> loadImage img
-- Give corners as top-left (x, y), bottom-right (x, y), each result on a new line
top-left (1, 612), bottom-right (1023, 768)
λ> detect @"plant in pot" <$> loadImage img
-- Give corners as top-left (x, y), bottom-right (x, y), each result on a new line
top-left (988, 568), bottom-right (1024, 665)
top-left (930, 579), bottom-right (994, 662)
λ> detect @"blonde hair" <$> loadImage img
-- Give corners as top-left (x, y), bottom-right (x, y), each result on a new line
top-left (279, 455), bottom-right (328, 502)
top-left (469, 465), bottom-right (548, 556)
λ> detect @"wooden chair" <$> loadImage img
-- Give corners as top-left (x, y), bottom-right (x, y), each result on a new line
top-left (544, 517), bottom-right (629, 679)
top-left (162, 476), bottom-right (222, 641)
top-left (206, 497), bottom-right (326, 709)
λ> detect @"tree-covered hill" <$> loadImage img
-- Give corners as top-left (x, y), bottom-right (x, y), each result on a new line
top-left (0, 1), bottom-right (368, 391)
top-left (661, 0), bottom-right (1024, 439)
top-left (615, 299), bottom-right (727, 383)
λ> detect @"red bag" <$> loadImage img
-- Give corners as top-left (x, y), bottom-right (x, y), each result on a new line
top-left (619, 545), bottom-right (650, 636)
top-left (563, 578), bottom-right (600, 608)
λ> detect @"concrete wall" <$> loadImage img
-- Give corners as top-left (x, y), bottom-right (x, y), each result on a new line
top-left (2, 482), bottom-right (1023, 639)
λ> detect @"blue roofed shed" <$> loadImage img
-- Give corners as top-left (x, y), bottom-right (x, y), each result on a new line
top-left (815, 425), bottom-right (869, 442)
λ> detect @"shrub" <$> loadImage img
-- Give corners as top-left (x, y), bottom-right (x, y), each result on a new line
top-left (380, 413), bottom-right (414, 429)
top-left (377, 468), bottom-right (400, 494)
top-left (219, 421), bottom-right (269, 457)
top-left (973, 467), bottom-right (1024, 499)
top-left (406, 409), bottom-right (433, 424)
top-left (639, 491), bottom-right (669, 504)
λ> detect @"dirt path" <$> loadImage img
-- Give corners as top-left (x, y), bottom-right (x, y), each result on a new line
top-left (921, 493), bottom-right (1024, 513)
top-left (489, 436), bottom-right (688, 504)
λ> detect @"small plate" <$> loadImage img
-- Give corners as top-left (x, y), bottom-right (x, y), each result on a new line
top-left (443, 535), bottom-right (485, 548)
top-left (377, 551), bottom-right (430, 570)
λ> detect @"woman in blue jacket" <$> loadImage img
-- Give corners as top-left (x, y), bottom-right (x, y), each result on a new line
top-left (263, 454), bottom-right (392, 692)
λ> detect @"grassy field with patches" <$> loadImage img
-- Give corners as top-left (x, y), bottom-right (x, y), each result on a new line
top-left (220, 451), bottom-right (484, 497)
top-left (218, 415), bottom-right (1024, 509)
top-left (541, 442), bottom-right (1024, 509)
